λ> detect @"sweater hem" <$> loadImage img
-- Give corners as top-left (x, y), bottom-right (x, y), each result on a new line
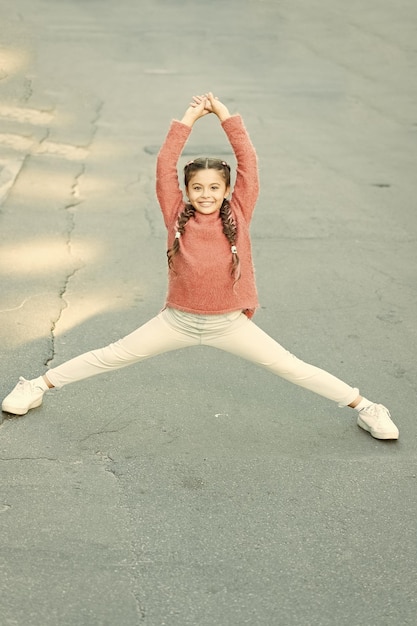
top-left (164, 301), bottom-right (258, 317)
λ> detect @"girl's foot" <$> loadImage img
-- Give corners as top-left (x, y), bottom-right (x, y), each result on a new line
top-left (1, 377), bottom-right (48, 415)
top-left (357, 404), bottom-right (399, 440)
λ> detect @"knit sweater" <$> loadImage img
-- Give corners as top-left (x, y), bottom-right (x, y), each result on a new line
top-left (156, 115), bottom-right (259, 317)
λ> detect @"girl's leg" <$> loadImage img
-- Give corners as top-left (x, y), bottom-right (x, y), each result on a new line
top-left (2, 309), bottom-right (198, 415)
top-left (46, 310), bottom-right (198, 388)
top-left (204, 314), bottom-right (358, 406)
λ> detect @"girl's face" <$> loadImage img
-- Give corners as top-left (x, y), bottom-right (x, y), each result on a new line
top-left (186, 169), bottom-right (230, 215)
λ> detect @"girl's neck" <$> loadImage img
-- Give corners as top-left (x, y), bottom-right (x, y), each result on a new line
top-left (193, 210), bottom-right (221, 223)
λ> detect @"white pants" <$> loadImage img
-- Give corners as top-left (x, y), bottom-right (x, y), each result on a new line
top-left (46, 308), bottom-right (359, 406)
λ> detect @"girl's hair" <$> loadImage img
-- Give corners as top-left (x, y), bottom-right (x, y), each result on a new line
top-left (183, 157), bottom-right (231, 188)
top-left (167, 158), bottom-right (240, 284)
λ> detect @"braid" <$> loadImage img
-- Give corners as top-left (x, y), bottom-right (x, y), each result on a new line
top-left (167, 203), bottom-right (196, 270)
top-left (219, 200), bottom-right (241, 284)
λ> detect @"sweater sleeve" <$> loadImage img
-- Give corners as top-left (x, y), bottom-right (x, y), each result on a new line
top-left (156, 120), bottom-right (192, 228)
top-left (221, 115), bottom-right (259, 222)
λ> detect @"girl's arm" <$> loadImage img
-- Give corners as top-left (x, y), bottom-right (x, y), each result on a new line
top-left (156, 122), bottom-right (190, 228)
top-left (156, 96), bottom-right (211, 227)
top-left (207, 93), bottom-right (259, 222)
top-left (222, 116), bottom-right (259, 222)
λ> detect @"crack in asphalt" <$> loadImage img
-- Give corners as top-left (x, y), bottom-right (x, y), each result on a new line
top-left (93, 448), bottom-right (147, 621)
top-left (79, 420), bottom-right (134, 444)
top-left (44, 100), bottom-right (104, 368)
top-left (44, 166), bottom-right (85, 368)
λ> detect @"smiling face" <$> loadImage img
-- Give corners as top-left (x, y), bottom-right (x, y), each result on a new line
top-left (186, 169), bottom-right (230, 215)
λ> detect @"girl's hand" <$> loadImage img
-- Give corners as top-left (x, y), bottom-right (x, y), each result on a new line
top-left (204, 92), bottom-right (231, 122)
top-left (180, 95), bottom-right (212, 127)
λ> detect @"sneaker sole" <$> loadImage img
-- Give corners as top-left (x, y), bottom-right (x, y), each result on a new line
top-left (1, 397), bottom-right (43, 416)
top-left (357, 416), bottom-right (399, 440)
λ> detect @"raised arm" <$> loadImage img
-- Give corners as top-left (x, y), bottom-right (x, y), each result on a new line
top-left (222, 115), bottom-right (259, 221)
top-left (156, 121), bottom-right (190, 228)
top-left (156, 95), bottom-right (213, 227)
top-left (205, 93), bottom-right (259, 221)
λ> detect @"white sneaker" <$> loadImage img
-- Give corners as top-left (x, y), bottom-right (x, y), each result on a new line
top-left (357, 403), bottom-right (399, 440)
top-left (2, 377), bottom-right (46, 416)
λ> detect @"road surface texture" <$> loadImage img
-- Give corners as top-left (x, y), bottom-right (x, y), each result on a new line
top-left (0, 1), bottom-right (416, 625)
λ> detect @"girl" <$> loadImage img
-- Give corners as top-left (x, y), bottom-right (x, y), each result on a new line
top-left (2, 93), bottom-right (399, 440)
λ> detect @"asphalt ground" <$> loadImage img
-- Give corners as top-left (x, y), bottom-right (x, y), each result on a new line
top-left (0, 1), bottom-right (416, 625)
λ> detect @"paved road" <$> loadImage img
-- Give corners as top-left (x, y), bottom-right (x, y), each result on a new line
top-left (1, 1), bottom-right (416, 625)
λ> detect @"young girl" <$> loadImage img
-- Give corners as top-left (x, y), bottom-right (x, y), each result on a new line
top-left (2, 93), bottom-right (399, 440)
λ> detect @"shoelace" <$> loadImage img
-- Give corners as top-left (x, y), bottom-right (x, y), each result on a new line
top-left (16, 377), bottom-right (35, 395)
top-left (360, 403), bottom-right (391, 421)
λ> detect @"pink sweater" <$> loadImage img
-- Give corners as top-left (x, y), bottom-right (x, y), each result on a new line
top-left (156, 115), bottom-right (259, 317)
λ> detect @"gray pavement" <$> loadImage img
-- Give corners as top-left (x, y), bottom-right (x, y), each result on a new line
top-left (1, 1), bottom-right (416, 624)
